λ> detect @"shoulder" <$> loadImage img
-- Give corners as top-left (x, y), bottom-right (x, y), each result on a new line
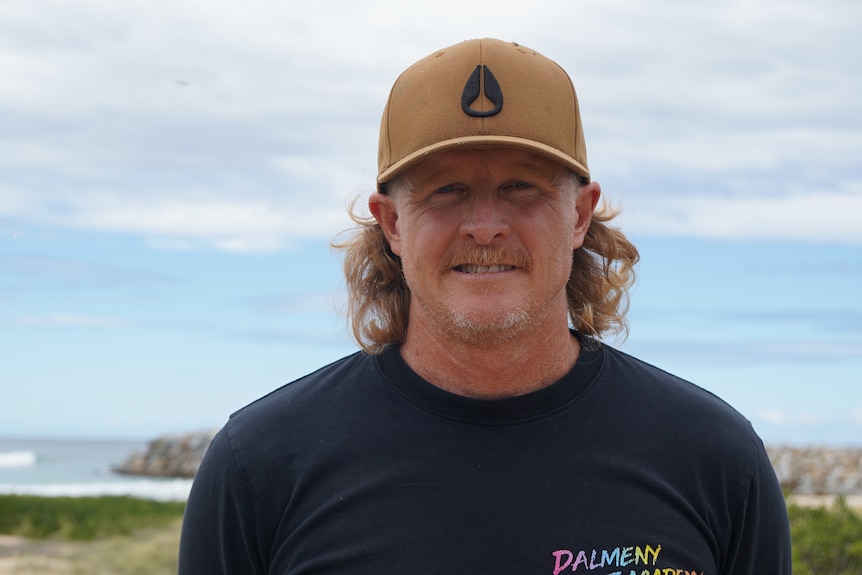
top-left (196, 351), bottom-right (383, 509)
top-left (599, 345), bottom-right (754, 430)
top-left (592, 345), bottom-right (790, 570)
top-left (227, 350), bottom-right (377, 437)
top-left (596, 344), bottom-right (780, 516)
top-left (595, 345), bottom-right (767, 480)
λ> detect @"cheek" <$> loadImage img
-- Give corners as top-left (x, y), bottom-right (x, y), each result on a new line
top-left (397, 227), bottom-right (440, 289)
top-left (387, 207), bottom-right (428, 257)
top-left (524, 204), bottom-right (579, 250)
top-left (392, 222), bottom-right (428, 273)
top-left (401, 211), bottom-right (452, 249)
top-left (562, 205), bottom-right (582, 250)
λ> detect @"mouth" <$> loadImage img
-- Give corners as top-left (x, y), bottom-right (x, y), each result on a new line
top-left (454, 264), bottom-right (516, 274)
top-left (442, 246), bottom-right (532, 274)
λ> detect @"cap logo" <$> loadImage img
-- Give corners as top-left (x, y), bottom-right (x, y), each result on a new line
top-left (461, 65), bottom-right (504, 118)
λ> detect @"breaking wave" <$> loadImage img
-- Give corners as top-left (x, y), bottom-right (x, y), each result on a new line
top-left (0, 451), bottom-right (37, 468)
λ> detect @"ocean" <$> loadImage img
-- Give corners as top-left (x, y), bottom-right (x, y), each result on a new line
top-left (0, 437), bottom-right (193, 501)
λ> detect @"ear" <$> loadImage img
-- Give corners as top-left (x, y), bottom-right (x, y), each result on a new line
top-left (368, 191), bottom-right (403, 256)
top-left (572, 181), bottom-right (601, 250)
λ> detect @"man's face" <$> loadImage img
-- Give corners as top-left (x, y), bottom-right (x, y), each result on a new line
top-left (370, 148), bottom-right (599, 347)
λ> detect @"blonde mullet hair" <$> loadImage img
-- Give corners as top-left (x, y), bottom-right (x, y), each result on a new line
top-left (333, 195), bottom-right (639, 354)
top-left (567, 205), bottom-right (640, 340)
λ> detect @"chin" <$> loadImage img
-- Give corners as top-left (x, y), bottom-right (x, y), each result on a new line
top-left (435, 306), bottom-right (532, 346)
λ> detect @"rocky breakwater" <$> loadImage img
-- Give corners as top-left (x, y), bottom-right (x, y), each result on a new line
top-left (767, 445), bottom-right (862, 495)
top-left (113, 430), bottom-right (217, 478)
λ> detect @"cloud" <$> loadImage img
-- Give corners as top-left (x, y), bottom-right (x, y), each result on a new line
top-left (744, 259), bottom-right (862, 278)
top-left (7, 313), bottom-right (128, 328)
top-left (0, 0), bottom-right (859, 250)
top-left (758, 409), bottom-right (822, 426)
top-left (757, 408), bottom-right (862, 446)
top-left (234, 328), bottom-right (352, 348)
top-left (246, 290), bottom-right (345, 315)
top-left (613, 185), bottom-right (862, 244)
top-left (2, 181), bottom-right (360, 252)
top-left (0, 255), bottom-right (171, 292)
top-left (723, 309), bottom-right (862, 335)
top-left (624, 338), bottom-right (862, 366)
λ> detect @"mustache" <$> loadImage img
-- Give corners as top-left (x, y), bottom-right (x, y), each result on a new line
top-left (439, 245), bottom-right (533, 272)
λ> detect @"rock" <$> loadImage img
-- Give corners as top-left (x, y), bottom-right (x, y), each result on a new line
top-left (766, 445), bottom-right (862, 495)
top-left (113, 430), bottom-right (217, 478)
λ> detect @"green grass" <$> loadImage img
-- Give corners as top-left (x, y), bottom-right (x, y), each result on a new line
top-left (0, 494), bottom-right (185, 541)
top-left (1, 494), bottom-right (861, 574)
top-left (788, 497), bottom-right (862, 575)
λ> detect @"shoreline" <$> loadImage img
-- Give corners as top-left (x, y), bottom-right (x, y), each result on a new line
top-left (787, 493), bottom-right (862, 510)
top-left (0, 478), bottom-right (193, 502)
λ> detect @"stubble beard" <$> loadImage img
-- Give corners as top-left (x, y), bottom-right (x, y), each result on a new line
top-left (412, 283), bottom-right (562, 348)
top-left (429, 300), bottom-right (531, 347)
top-left (405, 245), bottom-right (572, 348)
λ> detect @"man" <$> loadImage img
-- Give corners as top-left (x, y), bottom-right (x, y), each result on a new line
top-left (179, 38), bottom-right (791, 574)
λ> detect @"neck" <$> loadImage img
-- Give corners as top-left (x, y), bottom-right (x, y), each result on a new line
top-left (399, 314), bottom-right (580, 399)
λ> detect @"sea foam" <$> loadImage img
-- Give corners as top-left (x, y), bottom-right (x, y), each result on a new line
top-left (0, 451), bottom-right (37, 468)
top-left (0, 478), bottom-right (193, 501)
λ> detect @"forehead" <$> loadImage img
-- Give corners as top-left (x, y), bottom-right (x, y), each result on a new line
top-left (397, 147), bottom-right (571, 186)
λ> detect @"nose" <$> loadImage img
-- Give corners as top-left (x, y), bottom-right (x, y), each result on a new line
top-left (459, 192), bottom-right (510, 245)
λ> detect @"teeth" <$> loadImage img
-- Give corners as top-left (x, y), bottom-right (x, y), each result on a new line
top-left (458, 264), bottom-right (513, 273)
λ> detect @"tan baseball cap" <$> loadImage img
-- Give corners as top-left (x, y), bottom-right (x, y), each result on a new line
top-left (377, 38), bottom-right (590, 187)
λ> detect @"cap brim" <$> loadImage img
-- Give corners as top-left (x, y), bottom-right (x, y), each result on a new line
top-left (377, 135), bottom-right (590, 186)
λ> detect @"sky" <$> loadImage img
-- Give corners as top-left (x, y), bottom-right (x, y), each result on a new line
top-left (1, 0), bottom-right (860, 445)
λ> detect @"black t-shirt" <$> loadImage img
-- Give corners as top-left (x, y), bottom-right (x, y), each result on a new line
top-left (179, 342), bottom-right (791, 574)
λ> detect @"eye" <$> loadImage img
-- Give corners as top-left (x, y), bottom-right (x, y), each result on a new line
top-left (435, 183), bottom-right (464, 194)
top-left (503, 180), bottom-right (535, 191)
